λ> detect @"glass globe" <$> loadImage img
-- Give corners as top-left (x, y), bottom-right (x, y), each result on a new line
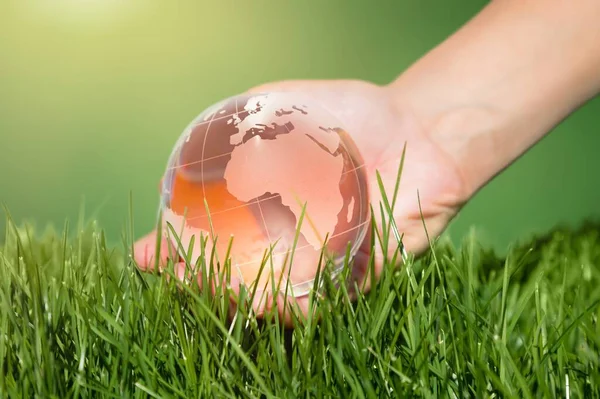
top-left (160, 92), bottom-right (369, 296)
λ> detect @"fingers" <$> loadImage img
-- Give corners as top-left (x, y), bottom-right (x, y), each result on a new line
top-left (167, 262), bottom-right (311, 327)
top-left (247, 80), bottom-right (320, 94)
top-left (133, 230), bottom-right (175, 271)
top-left (247, 79), bottom-right (360, 96)
top-left (163, 261), bottom-right (190, 284)
top-left (246, 288), bottom-right (311, 327)
top-left (157, 251), bottom-right (369, 327)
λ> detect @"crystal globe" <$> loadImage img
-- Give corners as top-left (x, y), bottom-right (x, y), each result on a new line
top-left (160, 92), bottom-right (369, 296)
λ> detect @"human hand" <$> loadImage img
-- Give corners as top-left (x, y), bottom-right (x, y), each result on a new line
top-left (134, 0), bottom-right (600, 324)
top-left (132, 79), bottom-right (469, 322)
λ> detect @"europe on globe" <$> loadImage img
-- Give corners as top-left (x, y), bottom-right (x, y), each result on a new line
top-left (160, 92), bottom-right (369, 296)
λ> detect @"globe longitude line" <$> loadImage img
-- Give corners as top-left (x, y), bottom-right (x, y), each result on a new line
top-left (195, 98), bottom-right (224, 259)
top-left (228, 97), bottom-right (274, 251)
top-left (251, 117), bottom-right (294, 249)
top-left (246, 115), bottom-right (293, 276)
top-left (255, 199), bottom-right (272, 245)
top-left (230, 98), bottom-right (248, 282)
top-left (337, 129), bottom-right (365, 246)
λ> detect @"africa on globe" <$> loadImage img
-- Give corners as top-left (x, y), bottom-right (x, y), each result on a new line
top-left (160, 92), bottom-right (369, 296)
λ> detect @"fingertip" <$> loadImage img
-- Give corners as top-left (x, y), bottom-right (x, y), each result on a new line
top-left (133, 230), bottom-right (170, 270)
top-left (174, 261), bottom-right (188, 283)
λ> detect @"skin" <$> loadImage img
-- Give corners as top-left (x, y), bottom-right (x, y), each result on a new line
top-left (134, 0), bottom-right (600, 323)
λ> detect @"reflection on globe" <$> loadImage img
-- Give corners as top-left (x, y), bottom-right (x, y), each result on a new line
top-left (160, 92), bottom-right (369, 296)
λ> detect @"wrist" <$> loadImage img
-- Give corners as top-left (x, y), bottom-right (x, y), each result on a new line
top-left (414, 100), bottom-right (509, 198)
top-left (387, 0), bottom-right (600, 197)
top-left (385, 82), bottom-right (497, 199)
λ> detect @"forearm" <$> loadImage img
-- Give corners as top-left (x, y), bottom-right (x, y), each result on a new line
top-left (389, 0), bottom-right (600, 196)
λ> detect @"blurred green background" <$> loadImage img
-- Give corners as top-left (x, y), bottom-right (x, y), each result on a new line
top-left (1, 1), bottom-right (598, 252)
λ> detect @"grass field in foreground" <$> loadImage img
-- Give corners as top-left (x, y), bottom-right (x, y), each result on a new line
top-left (1, 213), bottom-right (599, 398)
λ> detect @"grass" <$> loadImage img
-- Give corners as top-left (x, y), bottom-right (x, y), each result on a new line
top-left (1, 201), bottom-right (600, 398)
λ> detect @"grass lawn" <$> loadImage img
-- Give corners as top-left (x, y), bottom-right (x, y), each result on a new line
top-left (1, 209), bottom-right (599, 398)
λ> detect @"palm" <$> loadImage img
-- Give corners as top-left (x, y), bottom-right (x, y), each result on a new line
top-left (250, 81), bottom-right (466, 272)
top-left (133, 79), bottom-right (467, 321)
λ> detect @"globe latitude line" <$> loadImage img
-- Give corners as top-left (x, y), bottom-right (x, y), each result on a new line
top-left (197, 97), bottom-right (222, 245)
top-left (335, 128), bottom-right (366, 256)
top-left (168, 152), bottom-right (366, 177)
top-left (230, 219), bottom-right (370, 269)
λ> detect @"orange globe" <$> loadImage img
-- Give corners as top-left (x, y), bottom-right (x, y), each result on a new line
top-left (161, 92), bottom-right (369, 296)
